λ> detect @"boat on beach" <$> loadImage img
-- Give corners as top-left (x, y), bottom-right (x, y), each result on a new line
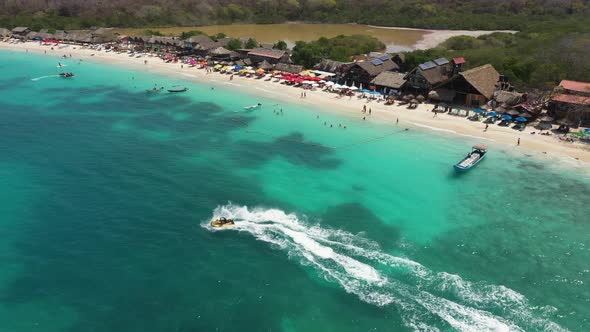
top-left (168, 86), bottom-right (188, 93)
top-left (454, 145), bottom-right (488, 172)
top-left (210, 217), bottom-right (235, 228)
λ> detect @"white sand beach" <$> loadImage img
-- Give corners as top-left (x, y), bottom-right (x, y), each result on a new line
top-left (3, 41), bottom-right (589, 166)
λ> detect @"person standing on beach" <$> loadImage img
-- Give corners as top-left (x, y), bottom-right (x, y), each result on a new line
top-left (369, 108), bottom-right (372, 115)
top-left (517, 138), bottom-right (521, 146)
top-left (485, 124), bottom-right (489, 131)
top-left (396, 118), bottom-right (399, 125)
top-left (363, 105), bottom-right (367, 112)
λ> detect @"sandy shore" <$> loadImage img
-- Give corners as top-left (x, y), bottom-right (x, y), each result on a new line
top-left (415, 29), bottom-right (517, 50)
top-left (2, 41), bottom-right (589, 167)
top-left (367, 25), bottom-right (517, 50)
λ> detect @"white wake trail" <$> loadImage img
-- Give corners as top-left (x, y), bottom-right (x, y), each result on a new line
top-left (31, 75), bottom-right (60, 81)
top-left (204, 204), bottom-right (567, 332)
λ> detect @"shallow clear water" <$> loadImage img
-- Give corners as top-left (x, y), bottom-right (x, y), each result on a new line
top-left (0, 50), bottom-right (589, 331)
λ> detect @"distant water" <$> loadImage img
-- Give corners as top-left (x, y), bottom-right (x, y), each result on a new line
top-left (1, 50), bottom-right (589, 332)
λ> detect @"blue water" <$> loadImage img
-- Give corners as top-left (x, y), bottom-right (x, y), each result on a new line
top-left (0, 49), bottom-right (589, 331)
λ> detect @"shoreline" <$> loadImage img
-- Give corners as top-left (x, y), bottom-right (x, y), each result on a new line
top-left (2, 41), bottom-right (589, 168)
top-left (365, 25), bottom-right (517, 49)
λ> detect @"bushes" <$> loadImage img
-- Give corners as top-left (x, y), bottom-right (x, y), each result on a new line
top-left (292, 35), bottom-right (385, 67)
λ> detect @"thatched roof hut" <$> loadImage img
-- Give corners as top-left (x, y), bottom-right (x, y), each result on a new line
top-left (210, 47), bottom-right (232, 55)
top-left (275, 63), bottom-right (304, 74)
top-left (459, 64), bottom-right (500, 100)
top-left (0, 28), bottom-right (10, 36)
top-left (371, 71), bottom-right (406, 89)
top-left (257, 60), bottom-right (273, 70)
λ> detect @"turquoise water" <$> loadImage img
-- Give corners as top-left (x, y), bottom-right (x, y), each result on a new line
top-left (0, 50), bottom-right (589, 331)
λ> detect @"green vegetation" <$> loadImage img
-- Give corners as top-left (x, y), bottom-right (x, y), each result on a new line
top-left (403, 19), bottom-right (590, 89)
top-left (143, 29), bottom-right (164, 36)
top-left (0, 1), bottom-right (588, 31)
top-left (292, 35), bottom-right (385, 68)
top-left (273, 40), bottom-right (288, 50)
top-left (244, 38), bottom-right (258, 49)
top-left (180, 30), bottom-right (206, 39)
top-left (226, 38), bottom-right (242, 51)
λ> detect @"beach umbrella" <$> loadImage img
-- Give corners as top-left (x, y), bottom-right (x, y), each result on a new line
top-left (410, 99), bottom-right (419, 104)
top-left (325, 81), bottom-right (335, 86)
top-left (402, 95), bottom-right (411, 101)
top-left (369, 91), bottom-right (381, 95)
top-left (585, 128), bottom-right (590, 134)
top-left (473, 108), bottom-right (484, 114)
top-left (438, 103), bottom-right (448, 109)
top-left (516, 117), bottom-right (528, 122)
top-left (360, 89), bottom-right (371, 93)
top-left (416, 95), bottom-right (425, 103)
top-left (406, 94), bottom-right (415, 100)
top-left (539, 115), bottom-right (554, 122)
top-left (501, 115), bottom-right (513, 120)
top-left (349, 86), bottom-right (358, 91)
top-left (507, 109), bottom-right (520, 116)
top-left (481, 104), bottom-right (492, 110)
top-left (486, 111), bottom-right (497, 117)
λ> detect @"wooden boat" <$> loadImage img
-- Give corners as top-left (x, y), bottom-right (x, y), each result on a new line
top-left (168, 86), bottom-right (188, 93)
top-left (454, 145), bottom-right (488, 172)
top-left (59, 72), bottom-right (74, 78)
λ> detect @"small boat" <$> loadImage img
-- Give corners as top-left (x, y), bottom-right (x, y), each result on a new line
top-left (168, 86), bottom-right (188, 93)
top-left (59, 72), bottom-right (74, 78)
top-left (146, 87), bottom-right (164, 93)
top-left (244, 103), bottom-right (262, 110)
top-left (454, 145), bottom-right (488, 172)
top-left (210, 217), bottom-right (235, 228)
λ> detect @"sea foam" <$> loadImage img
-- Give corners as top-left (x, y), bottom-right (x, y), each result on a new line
top-left (204, 204), bottom-right (567, 332)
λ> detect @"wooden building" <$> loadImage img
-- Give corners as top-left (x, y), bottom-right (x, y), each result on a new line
top-left (403, 58), bottom-right (453, 94)
top-left (247, 48), bottom-right (290, 65)
top-left (370, 71), bottom-right (406, 95)
top-left (11, 27), bottom-right (30, 37)
top-left (549, 80), bottom-right (590, 126)
top-left (342, 54), bottom-right (399, 87)
top-left (433, 64), bottom-right (500, 106)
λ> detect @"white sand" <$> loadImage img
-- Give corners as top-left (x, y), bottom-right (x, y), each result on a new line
top-left (3, 41), bottom-right (589, 167)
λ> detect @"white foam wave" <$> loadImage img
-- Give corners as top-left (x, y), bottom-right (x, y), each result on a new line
top-left (204, 204), bottom-right (567, 332)
top-left (31, 75), bottom-right (60, 81)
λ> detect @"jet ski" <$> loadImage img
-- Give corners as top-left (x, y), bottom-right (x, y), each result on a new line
top-left (210, 217), bottom-right (235, 228)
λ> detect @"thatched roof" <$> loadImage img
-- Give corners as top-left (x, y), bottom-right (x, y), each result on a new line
top-left (210, 47), bottom-right (232, 55)
top-left (460, 64), bottom-right (500, 99)
top-left (0, 28), bottom-right (10, 36)
top-left (419, 67), bottom-right (450, 85)
top-left (26, 31), bottom-right (38, 39)
top-left (12, 27), bottom-right (29, 33)
top-left (355, 58), bottom-right (399, 77)
top-left (371, 71), bottom-right (406, 89)
top-left (494, 90), bottom-right (523, 105)
top-left (314, 59), bottom-right (346, 73)
top-left (275, 63), bottom-right (304, 74)
top-left (429, 89), bottom-right (456, 102)
top-left (258, 60), bottom-right (273, 70)
top-left (248, 48), bottom-right (288, 59)
top-left (53, 30), bottom-right (67, 39)
top-left (185, 35), bottom-right (211, 44)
